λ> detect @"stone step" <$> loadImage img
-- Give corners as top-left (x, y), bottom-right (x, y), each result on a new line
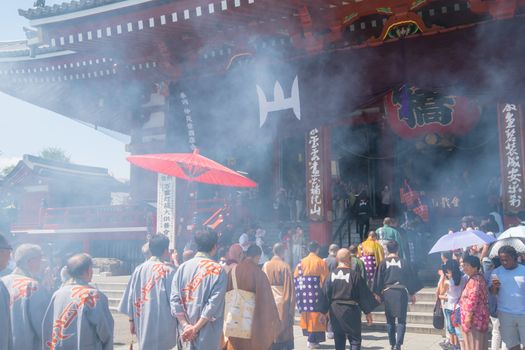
top-left (416, 291), bottom-right (437, 303)
top-left (367, 311), bottom-right (434, 325)
top-left (101, 290), bottom-right (127, 299)
top-left (108, 298), bottom-right (122, 308)
top-left (407, 301), bottom-right (435, 313)
top-left (93, 282), bottom-right (128, 291)
top-left (363, 322), bottom-right (444, 336)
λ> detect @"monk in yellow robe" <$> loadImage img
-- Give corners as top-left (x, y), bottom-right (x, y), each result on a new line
top-left (262, 243), bottom-right (295, 350)
top-left (357, 230), bottom-right (384, 286)
top-left (294, 241), bottom-right (329, 349)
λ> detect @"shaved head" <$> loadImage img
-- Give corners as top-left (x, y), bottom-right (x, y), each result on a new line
top-left (336, 248), bottom-right (351, 264)
top-left (228, 243), bottom-right (244, 262)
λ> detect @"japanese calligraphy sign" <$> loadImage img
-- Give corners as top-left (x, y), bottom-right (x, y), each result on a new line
top-left (156, 174), bottom-right (176, 249)
top-left (498, 103), bottom-right (525, 212)
top-left (385, 85), bottom-right (481, 138)
top-left (178, 91), bottom-right (197, 150)
top-left (306, 128), bottom-right (324, 221)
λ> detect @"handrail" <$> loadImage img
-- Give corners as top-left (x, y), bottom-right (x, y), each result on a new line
top-left (333, 211), bottom-right (352, 247)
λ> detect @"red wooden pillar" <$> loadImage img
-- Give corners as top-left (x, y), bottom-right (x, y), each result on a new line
top-left (307, 126), bottom-right (332, 246)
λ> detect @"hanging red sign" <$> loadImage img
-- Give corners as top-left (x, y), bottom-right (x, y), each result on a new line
top-left (385, 85), bottom-right (481, 138)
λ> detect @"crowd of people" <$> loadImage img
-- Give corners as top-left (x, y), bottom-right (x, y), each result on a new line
top-left (0, 211), bottom-right (523, 350)
top-left (435, 238), bottom-right (525, 350)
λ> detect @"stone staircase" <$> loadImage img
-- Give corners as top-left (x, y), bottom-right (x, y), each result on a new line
top-left (92, 275), bottom-right (129, 312)
top-left (94, 275), bottom-right (442, 335)
top-left (363, 287), bottom-right (443, 335)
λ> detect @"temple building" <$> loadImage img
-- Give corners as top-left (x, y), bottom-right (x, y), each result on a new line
top-left (1, 0), bottom-right (524, 248)
top-left (0, 155), bottom-right (153, 267)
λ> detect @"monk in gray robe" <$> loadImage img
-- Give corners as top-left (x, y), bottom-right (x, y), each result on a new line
top-left (227, 244), bottom-right (280, 350)
top-left (262, 243), bottom-right (295, 350)
top-left (2, 244), bottom-right (50, 350)
top-left (119, 234), bottom-right (178, 350)
top-left (170, 229), bottom-right (227, 350)
top-left (42, 253), bottom-right (114, 350)
top-left (0, 233), bottom-right (13, 350)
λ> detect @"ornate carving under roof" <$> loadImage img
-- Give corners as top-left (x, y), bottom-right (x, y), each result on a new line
top-left (19, 0), bottom-right (132, 20)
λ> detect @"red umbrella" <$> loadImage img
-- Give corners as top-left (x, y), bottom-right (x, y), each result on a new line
top-left (127, 149), bottom-right (257, 188)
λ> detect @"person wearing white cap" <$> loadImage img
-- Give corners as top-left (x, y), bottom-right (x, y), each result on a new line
top-left (0, 233), bottom-right (13, 350)
top-left (2, 243), bottom-right (50, 350)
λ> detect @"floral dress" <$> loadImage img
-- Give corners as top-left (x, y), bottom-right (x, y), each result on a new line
top-left (459, 273), bottom-right (489, 333)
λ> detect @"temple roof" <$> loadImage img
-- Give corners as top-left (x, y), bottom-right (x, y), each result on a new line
top-left (19, 0), bottom-right (134, 20)
top-left (2, 154), bottom-right (126, 190)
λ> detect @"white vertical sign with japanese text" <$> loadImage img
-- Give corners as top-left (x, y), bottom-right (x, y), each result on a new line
top-left (306, 128), bottom-right (324, 221)
top-left (156, 174), bottom-right (177, 249)
top-left (498, 103), bottom-right (525, 212)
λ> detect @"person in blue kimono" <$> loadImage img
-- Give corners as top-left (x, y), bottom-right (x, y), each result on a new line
top-left (170, 228), bottom-right (228, 350)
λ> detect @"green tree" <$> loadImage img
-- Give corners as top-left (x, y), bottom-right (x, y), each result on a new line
top-left (39, 147), bottom-right (71, 163)
top-left (0, 165), bottom-right (15, 177)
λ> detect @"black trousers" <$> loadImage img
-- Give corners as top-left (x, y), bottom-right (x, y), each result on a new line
top-left (385, 313), bottom-right (407, 348)
top-left (356, 216), bottom-right (369, 242)
top-left (334, 331), bottom-right (361, 350)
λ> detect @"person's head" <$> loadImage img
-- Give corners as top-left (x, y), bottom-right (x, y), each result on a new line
top-left (295, 226), bottom-right (303, 234)
top-left (148, 234), bottom-right (170, 259)
top-left (328, 244), bottom-right (339, 256)
top-left (445, 259), bottom-right (462, 286)
top-left (462, 255), bottom-right (481, 277)
top-left (336, 248), bottom-right (351, 266)
top-left (14, 244), bottom-right (43, 276)
top-left (245, 244), bottom-right (262, 264)
top-left (194, 228), bottom-right (219, 255)
top-left (141, 242), bottom-right (151, 260)
top-left (228, 243), bottom-right (244, 263)
top-left (308, 241), bottom-right (320, 254)
top-left (386, 240), bottom-right (399, 254)
top-left (498, 245), bottom-right (519, 270)
top-left (368, 231), bottom-right (377, 240)
top-left (0, 234), bottom-right (12, 271)
top-left (383, 217), bottom-right (392, 226)
top-left (441, 251), bottom-right (452, 263)
top-left (183, 249), bottom-right (195, 261)
top-left (272, 243), bottom-right (286, 259)
top-left (348, 244), bottom-right (358, 256)
top-left (66, 253), bottom-right (93, 283)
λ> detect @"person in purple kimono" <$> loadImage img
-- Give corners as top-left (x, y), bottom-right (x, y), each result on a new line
top-left (42, 253), bottom-right (114, 350)
top-left (0, 233), bottom-right (13, 350)
top-left (119, 234), bottom-right (178, 350)
top-left (2, 244), bottom-right (50, 350)
top-left (170, 228), bottom-right (228, 350)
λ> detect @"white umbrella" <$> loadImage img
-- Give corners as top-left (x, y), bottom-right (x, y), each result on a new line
top-left (489, 237), bottom-right (525, 258)
top-left (498, 225), bottom-right (525, 239)
top-left (428, 229), bottom-right (496, 254)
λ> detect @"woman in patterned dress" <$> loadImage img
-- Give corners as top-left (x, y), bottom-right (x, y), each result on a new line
top-left (459, 255), bottom-right (490, 350)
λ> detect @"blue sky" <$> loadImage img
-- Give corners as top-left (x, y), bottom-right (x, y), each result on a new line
top-left (0, 1), bottom-right (130, 179)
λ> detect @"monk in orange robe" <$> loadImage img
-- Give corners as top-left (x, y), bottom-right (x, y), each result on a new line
top-left (294, 241), bottom-right (329, 349)
top-left (262, 243), bottom-right (295, 350)
top-left (226, 244), bottom-right (280, 350)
